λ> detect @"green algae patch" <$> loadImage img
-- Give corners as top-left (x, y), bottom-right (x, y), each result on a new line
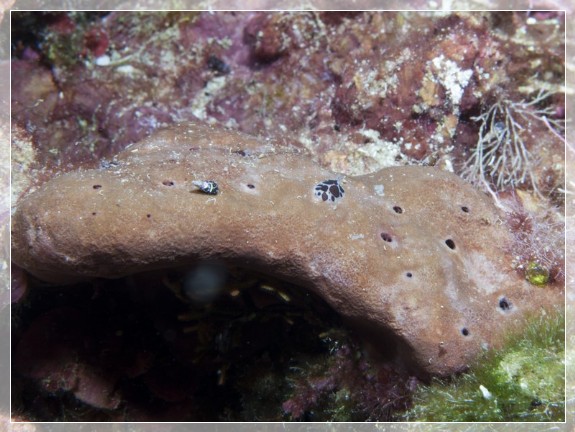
top-left (401, 310), bottom-right (564, 422)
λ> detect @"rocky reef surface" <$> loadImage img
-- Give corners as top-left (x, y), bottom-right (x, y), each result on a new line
top-left (10, 10), bottom-right (565, 422)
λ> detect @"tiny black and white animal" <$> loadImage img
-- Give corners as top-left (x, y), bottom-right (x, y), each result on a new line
top-left (314, 179), bottom-right (344, 202)
top-left (192, 180), bottom-right (219, 195)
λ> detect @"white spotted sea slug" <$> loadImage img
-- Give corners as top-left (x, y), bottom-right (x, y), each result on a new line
top-left (11, 122), bottom-right (563, 377)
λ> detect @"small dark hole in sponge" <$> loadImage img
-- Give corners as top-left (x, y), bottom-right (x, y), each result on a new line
top-left (461, 328), bottom-right (469, 336)
top-left (499, 297), bottom-right (512, 311)
top-left (445, 239), bottom-right (456, 249)
top-left (92, 212), bottom-right (97, 216)
top-left (461, 206), bottom-right (470, 213)
top-left (393, 206), bottom-right (403, 214)
top-left (162, 180), bottom-right (175, 186)
top-left (93, 185), bottom-right (102, 190)
top-left (380, 233), bottom-right (393, 242)
top-left (147, 214), bottom-right (151, 218)
top-left (247, 184), bottom-right (255, 189)
top-left (406, 272), bottom-right (413, 278)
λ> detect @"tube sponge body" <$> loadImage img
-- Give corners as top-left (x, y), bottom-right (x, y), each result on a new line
top-left (11, 122), bottom-right (562, 376)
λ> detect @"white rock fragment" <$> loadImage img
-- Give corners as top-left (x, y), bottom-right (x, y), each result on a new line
top-left (430, 55), bottom-right (473, 106)
top-left (479, 384), bottom-right (492, 400)
top-left (116, 65), bottom-right (136, 75)
top-left (95, 55), bottom-right (111, 66)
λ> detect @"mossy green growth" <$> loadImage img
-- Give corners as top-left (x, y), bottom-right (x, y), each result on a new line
top-left (525, 261), bottom-right (550, 286)
top-left (401, 310), bottom-right (564, 422)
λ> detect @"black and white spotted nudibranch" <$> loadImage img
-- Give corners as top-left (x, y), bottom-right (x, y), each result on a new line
top-left (192, 180), bottom-right (219, 195)
top-left (314, 179), bottom-right (345, 202)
